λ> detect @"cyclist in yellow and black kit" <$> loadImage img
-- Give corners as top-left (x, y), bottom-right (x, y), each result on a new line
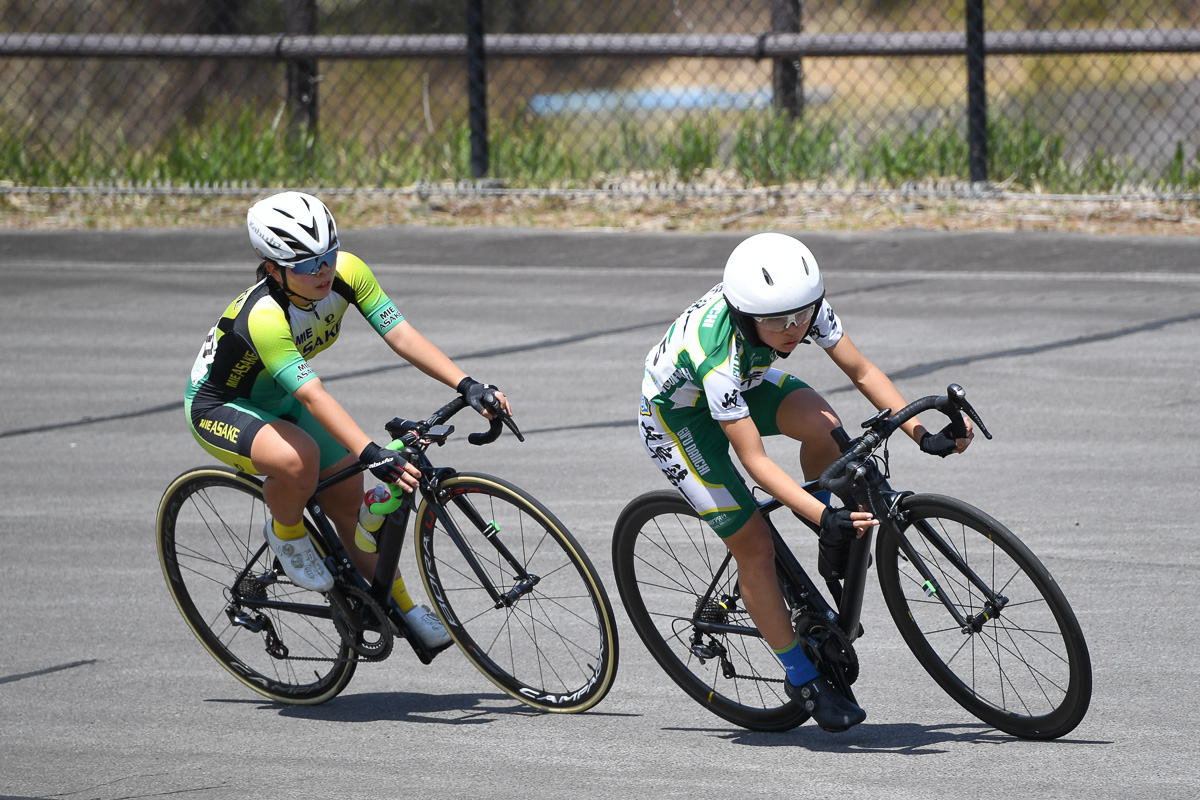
top-left (186, 191), bottom-right (510, 647)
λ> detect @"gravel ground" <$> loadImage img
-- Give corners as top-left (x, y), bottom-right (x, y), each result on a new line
top-left (3, 185), bottom-right (1199, 236)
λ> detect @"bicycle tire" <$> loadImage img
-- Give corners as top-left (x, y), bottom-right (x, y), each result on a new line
top-left (876, 494), bottom-right (1092, 739)
top-left (612, 491), bottom-right (808, 732)
top-left (156, 466), bottom-right (357, 704)
top-left (415, 473), bottom-right (619, 713)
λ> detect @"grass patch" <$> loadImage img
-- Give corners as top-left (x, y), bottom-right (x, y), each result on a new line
top-left (2, 109), bottom-right (1198, 193)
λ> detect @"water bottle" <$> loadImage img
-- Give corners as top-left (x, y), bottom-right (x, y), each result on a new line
top-left (355, 484), bottom-right (392, 553)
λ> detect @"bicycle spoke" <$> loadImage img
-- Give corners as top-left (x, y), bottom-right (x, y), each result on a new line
top-left (157, 468), bottom-right (356, 705)
top-left (878, 494), bottom-right (1091, 739)
top-left (417, 474), bottom-right (617, 713)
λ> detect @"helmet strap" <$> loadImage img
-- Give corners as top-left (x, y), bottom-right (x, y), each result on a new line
top-left (271, 263), bottom-right (320, 309)
top-left (728, 308), bottom-right (765, 350)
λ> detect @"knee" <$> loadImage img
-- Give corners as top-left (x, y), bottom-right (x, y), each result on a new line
top-left (803, 421), bottom-right (842, 458)
top-left (267, 439), bottom-right (320, 489)
top-left (798, 411), bottom-right (845, 476)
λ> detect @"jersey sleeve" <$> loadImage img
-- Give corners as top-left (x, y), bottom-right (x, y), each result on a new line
top-left (809, 299), bottom-right (844, 350)
top-left (336, 252), bottom-right (404, 335)
top-left (245, 295), bottom-right (317, 394)
top-left (699, 334), bottom-right (752, 422)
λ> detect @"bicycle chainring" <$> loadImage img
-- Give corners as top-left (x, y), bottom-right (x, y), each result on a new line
top-left (792, 611), bottom-right (860, 692)
top-left (329, 585), bottom-right (394, 662)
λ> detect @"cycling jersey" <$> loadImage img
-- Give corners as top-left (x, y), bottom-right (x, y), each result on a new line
top-left (639, 283), bottom-right (843, 537)
top-left (187, 251), bottom-right (401, 415)
top-left (641, 283), bottom-right (842, 420)
top-left (185, 251), bottom-right (401, 471)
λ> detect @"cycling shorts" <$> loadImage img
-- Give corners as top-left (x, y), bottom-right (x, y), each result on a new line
top-left (184, 394), bottom-right (348, 475)
top-left (638, 367), bottom-right (809, 538)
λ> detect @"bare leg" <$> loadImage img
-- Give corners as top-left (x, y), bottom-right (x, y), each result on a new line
top-left (251, 421), bottom-right (320, 526)
top-left (722, 513), bottom-right (794, 650)
top-left (314, 453), bottom-right (386, 581)
top-left (775, 387), bottom-right (843, 480)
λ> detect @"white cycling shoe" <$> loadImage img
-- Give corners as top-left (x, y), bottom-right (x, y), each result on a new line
top-left (403, 604), bottom-right (452, 648)
top-left (263, 520), bottom-right (334, 593)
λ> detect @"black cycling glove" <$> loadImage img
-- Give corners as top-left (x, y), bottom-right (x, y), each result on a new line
top-left (819, 506), bottom-right (857, 546)
top-left (359, 442), bottom-right (410, 484)
top-left (919, 424), bottom-right (959, 458)
top-left (457, 376), bottom-right (500, 414)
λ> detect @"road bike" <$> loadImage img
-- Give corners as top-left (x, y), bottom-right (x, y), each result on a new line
top-left (157, 395), bottom-right (619, 712)
top-left (612, 384), bottom-right (1090, 738)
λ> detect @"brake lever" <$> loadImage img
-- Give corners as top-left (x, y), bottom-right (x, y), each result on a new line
top-left (482, 389), bottom-right (525, 443)
top-left (946, 383), bottom-right (992, 440)
top-left (500, 414), bottom-right (525, 443)
top-left (467, 408), bottom-right (526, 446)
top-left (851, 461), bottom-right (883, 521)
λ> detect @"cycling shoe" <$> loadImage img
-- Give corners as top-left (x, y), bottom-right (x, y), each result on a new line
top-left (785, 676), bottom-right (866, 732)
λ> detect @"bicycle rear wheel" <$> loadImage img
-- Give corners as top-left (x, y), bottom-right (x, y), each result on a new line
top-left (611, 491), bottom-right (807, 732)
top-left (156, 467), bottom-right (356, 704)
top-left (876, 494), bottom-right (1091, 739)
top-left (415, 473), bottom-right (618, 713)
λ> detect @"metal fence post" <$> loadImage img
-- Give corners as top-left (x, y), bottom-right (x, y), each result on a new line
top-left (284, 0), bottom-right (318, 163)
top-left (771, 0), bottom-right (802, 119)
top-left (966, 0), bottom-right (987, 182)
top-left (467, 0), bottom-right (489, 178)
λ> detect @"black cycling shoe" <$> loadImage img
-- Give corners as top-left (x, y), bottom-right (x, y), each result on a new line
top-left (785, 676), bottom-right (867, 732)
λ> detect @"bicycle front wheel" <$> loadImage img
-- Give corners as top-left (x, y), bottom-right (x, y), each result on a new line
top-left (156, 467), bottom-right (356, 704)
top-left (415, 473), bottom-right (618, 713)
top-left (876, 494), bottom-right (1091, 739)
top-left (612, 491), bottom-right (807, 732)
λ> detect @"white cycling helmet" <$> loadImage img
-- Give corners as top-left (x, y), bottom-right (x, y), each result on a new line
top-left (722, 233), bottom-right (825, 350)
top-left (246, 191), bottom-right (338, 265)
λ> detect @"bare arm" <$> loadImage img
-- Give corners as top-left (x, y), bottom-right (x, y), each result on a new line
top-left (293, 377), bottom-right (374, 456)
top-left (293, 378), bottom-right (421, 490)
top-left (825, 332), bottom-right (971, 452)
top-left (382, 320), bottom-right (468, 388)
top-left (721, 416), bottom-right (873, 529)
top-left (382, 321), bottom-right (512, 416)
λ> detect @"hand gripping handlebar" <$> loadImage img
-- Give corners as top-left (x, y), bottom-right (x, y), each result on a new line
top-left (818, 383), bottom-right (991, 497)
top-left (385, 395), bottom-right (525, 448)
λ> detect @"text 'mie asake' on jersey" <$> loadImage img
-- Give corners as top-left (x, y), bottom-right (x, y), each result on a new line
top-left (187, 251), bottom-right (402, 415)
top-left (641, 284), bottom-right (843, 421)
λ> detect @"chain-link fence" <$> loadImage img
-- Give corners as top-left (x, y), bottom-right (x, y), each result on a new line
top-left (3, 1), bottom-right (1200, 193)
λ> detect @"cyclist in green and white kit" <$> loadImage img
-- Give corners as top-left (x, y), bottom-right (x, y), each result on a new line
top-left (640, 232), bottom-right (973, 732)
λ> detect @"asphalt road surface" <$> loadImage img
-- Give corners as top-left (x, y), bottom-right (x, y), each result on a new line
top-left (2, 227), bottom-right (1197, 800)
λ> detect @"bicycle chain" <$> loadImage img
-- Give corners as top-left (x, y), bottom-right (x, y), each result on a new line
top-left (257, 578), bottom-right (391, 664)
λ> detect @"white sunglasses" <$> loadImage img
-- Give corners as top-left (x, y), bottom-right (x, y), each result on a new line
top-left (753, 305), bottom-right (816, 333)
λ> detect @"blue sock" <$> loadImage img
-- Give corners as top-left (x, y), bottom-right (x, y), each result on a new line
top-left (774, 639), bottom-right (819, 687)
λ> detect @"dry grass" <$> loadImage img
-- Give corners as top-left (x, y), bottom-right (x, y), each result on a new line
top-left (4, 186), bottom-right (1199, 237)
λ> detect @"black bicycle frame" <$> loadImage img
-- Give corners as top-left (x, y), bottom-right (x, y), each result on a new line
top-left (688, 495), bottom-right (845, 642)
top-left (224, 450), bottom-right (535, 664)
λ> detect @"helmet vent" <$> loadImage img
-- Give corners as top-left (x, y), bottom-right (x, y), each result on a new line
top-left (762, 268), bottom-right (774, 286)
top-left (801, 256), bottom-right (811, 275)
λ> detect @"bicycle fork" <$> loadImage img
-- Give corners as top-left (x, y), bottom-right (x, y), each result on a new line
top-left (419, 490), bottom-right (542, 615)
top-left (891, 513), bottom-right (1010, 634)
